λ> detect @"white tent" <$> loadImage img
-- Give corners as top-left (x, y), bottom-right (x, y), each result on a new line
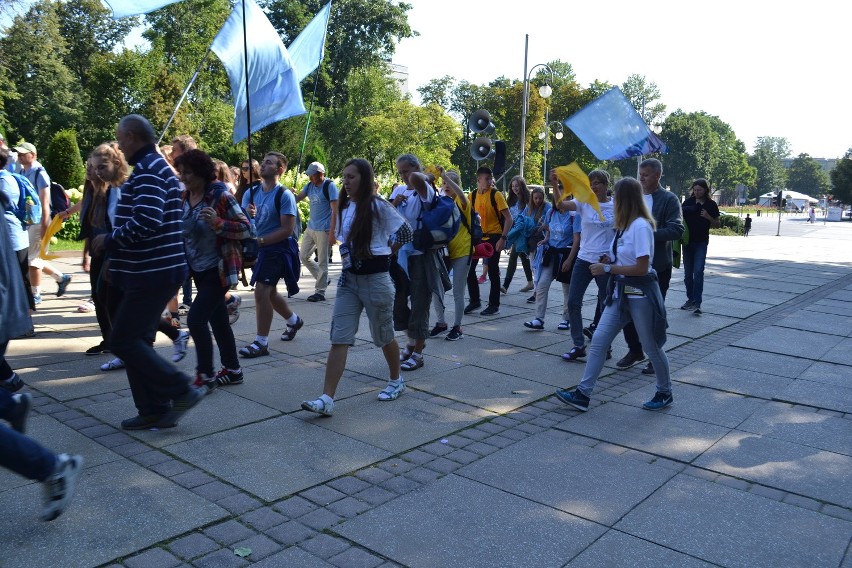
top-left (757, 190), bottom-right (819, 210)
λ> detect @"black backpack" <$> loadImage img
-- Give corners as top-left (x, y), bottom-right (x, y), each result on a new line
top-left (50, 181), bottom-right (69, 217)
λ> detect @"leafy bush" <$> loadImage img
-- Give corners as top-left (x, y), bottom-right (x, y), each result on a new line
top-left (43, 129), bottom-right (85, 190)
top-left (718, 214), bottom-right (743, 233)
top-left (56, 185), bottom-right (84, 241)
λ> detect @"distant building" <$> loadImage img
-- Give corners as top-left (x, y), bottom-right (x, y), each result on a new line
top-left (781, 157), bottom-right (837, 173)
top-left (389, 63), bottom-right (409, 96)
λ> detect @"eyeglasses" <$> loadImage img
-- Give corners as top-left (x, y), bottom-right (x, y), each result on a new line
top-left (241, 166), bottom-right (250, 171)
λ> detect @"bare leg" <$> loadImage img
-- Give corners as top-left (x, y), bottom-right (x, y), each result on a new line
top-left (254, 284), bottom-right (275, 336)
top-left (382, 340), bottom-right (401, 379)
top-left (322, 344), bottom-right (349, 397)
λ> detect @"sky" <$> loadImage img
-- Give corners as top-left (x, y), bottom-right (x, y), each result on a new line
top-left (392, 0), bottom-right (851, 159)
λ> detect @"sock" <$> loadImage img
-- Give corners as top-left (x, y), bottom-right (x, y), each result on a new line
top-left (255, 336), bottom-right (268, 346)
top-left (389, 377), bottom-right (402, 384)
top-left (50, 272), bottom-right (64, 282)
top-left (32, 286), bottom-right (40, 295)
top-left (286, 313), bottom-right (300, 326)
top-left (319, 393), bottom-right (334, 405)
top-left (228, 367), bottom-right (242, 374)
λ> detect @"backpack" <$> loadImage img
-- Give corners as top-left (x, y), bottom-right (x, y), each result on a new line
top-left (3, 171), bottom-right (42, 228)
top-left (470, 187), bottom-right (505, 232)
top-left (412, 192), bottom-right (462, 251)
top-left (459, 207), bottom-right (484, 246)
top-left (50, 181), bottom-right (70, 217)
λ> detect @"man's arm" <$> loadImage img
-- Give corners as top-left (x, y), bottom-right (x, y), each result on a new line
top-left (258, 214), bottom-right (296, 246)
top-left (654, 193), bottom-right (685, 242)
top-left (295, 187), bottom-right (308, 202)
top-left (328, 199), bottom-right (338, 244)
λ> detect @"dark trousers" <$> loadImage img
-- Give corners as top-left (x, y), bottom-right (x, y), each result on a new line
top-left (110, 285), bottom-right (191, 416)
top-left (467, 241), bottom-right (503, 308)
top-left (90, 254), bottom-right (112, 344)
top-left (181, 276), bottom-right (193, 306)
top-left (16, 248), bottom-right (34, 311)
top-left (623, 266), bottom-right (671, 354)
top-left (188, 268), bottom-right (238, 376)
top-left (503, 246), bottom-right (532, 287)
top-left (0, 344), bottom-right (55, 481)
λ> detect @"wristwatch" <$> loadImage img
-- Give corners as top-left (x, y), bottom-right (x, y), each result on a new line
top-left (603, 264), bottom-right (611, 273)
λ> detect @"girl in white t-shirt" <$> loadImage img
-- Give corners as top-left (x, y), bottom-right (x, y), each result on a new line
top-left (555, 177), bottom-right (673, 412)
top-left (301, 159), bottom-right (412, 416)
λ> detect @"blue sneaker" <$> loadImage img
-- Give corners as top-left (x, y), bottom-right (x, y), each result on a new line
top-left (554, 388), bottom-right (590, 411)
top-left (57, 274), bottom-right (72, 297)
top-left (643, 391), bottom-right (673, 410)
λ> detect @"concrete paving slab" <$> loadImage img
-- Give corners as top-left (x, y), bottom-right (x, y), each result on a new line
top-left (665, 312), bottom-right (740, 338)
top-left (303, 392), bottom-right (482, 453)
top-left (775, 310), bottom-right (852, 338)
top-left (231, 363), bottom-right (375, 412)
top-left (799, 361), bottom-right (852, 388)
top-left (569, 530), bottom-right (716, 568)
top-left (413, 335), bottom-right (526, 367)
top-left (251, 546), bottom-right (333, 567)
top-left (554, 401), bottom-right (730, 462)
top-left (461, 325), bottom-right (566, 350)
top-left (340, 342), bottom-right (462, 381)
top-left (0, 459), bottom-right (226, 568)
top-left (83, 389), bottom-right (281, 448)
top-left (672, 360), bottom-right (794, 400)
top-left (720, 286), bottom-right (795, 304)
top-left (773, 379), bottom-right (852, 414)
top-left (19, 363), bottom-right (130, 401)
top-left (737, 402), bottom-right (852, 456)
top-left (697, 346), bottom-right (814, 379)
top-left (820, 338), bottom-right (852, 365)
top-left (696, 297), bottom-right (773, 318)
top-left (166, 415), bottom-right (390, 501)
top-left (733, 326), bottom-right (844, 359)
top-left (0, 414), bottom-right (122, 493)
top-left (827, 289), bottom-right (852, 302)
top-left (613, 382), bottom-right (766, 429)
top-left (462, 350), bottom-right (590, 388)
top-left (336, 474), bottom-right (607, 568)
top-left (411, 365), bottom-right (558, 413)
top-left (695, 430), bottom-right (852, 508)
top-left (615, 474), bottom-right (851, 568)
top-left (458, 430), bottom-right (676, 525)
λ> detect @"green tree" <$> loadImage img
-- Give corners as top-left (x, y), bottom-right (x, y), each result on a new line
top-left (829, 150), bottom-right (852, 205)
top-left (621, 74), bottom-right (666, 128)
top-left (659, 110), bottom-right (718, 196)
top-left (748, 136), bottom-right (789, 199)
top-left (0, 0), bottom-right (83, 149)
top-left (787, 153), bottom-right (830, 196)
top-left (705, 115), bottom-right (756, 202)
top-left (43, 129), bottom-right (85, 189)
top-left (417, 75), bottom-right (454, 110)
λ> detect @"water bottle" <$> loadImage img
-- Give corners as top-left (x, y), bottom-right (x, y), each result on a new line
top-left (24, 196), bottom-right (38, 225)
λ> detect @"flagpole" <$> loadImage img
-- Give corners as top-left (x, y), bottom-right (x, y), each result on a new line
top-left (158, 47), bottom-right (212, 144)
top-left (241, 0), bottom-right (254, 188)
top-left (296, 71), bottom-right (320, 176)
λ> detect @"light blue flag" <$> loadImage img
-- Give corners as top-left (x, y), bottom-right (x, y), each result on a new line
top-left (211, 0), bottom-right (306, 143)
top-left (564, 87), bottom-right (668, 161)
top-left (288, 1), bottom-right (331, 83)
top-left (102, 0), bottom-right (183, 18)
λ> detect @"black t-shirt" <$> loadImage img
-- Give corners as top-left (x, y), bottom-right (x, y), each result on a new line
top-left (681, 196), bottom-right (720, 243)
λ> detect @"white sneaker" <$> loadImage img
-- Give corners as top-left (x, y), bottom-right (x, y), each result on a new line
top-left (41, 454), bottom-right (84, 521)
top-left (172, 330), bottom-right (190, 362)
top-left (100, 358), bottom-right (124, 371)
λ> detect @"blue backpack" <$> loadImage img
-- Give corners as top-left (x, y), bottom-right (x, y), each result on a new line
top-left (413, 192), bottom-right (462, 251)
top-left (2, 171), bottom-right (42, 228)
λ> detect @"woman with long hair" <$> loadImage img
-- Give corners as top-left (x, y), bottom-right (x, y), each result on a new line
top-left (213, 159), bottom-right (236, 194)
top-left (236, 158), bottom-right (261, 205)
top-left (554, 177), bottom-right (672, 411)
top-left (680, 178), bottom-right (720, 315)
top-left (173, 150), bottom-right (252, 389)
top-left (522, 186), bottom-right (551, 303)
top-left (502, 175), bottom-right (533, 293)
top-left (301, 158), bottom-right (412, 416)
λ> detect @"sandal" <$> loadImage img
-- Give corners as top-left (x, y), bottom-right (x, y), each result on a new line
top-left (399, 344), bottom-right (415, 362)
top-left (239, 341), bottom-right (269, 358)
top-left (377, 380), bottom-right (405, 401)
top-left (523, 319), bottom-right (544, 330)
top-left (557, 320), bottom-right (570, 331)
top-left (400, 354), bottom-right (424, 371)
top-left (562, 346), bottom-right (587, 362)
top-left (280, 316), bottom-right (304, 341)
top-left (100, 357), bottom-right (125, 371)
top-left (301, 397), bottom-right (334, 416)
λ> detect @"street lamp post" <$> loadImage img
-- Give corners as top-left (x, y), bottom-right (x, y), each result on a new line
top-left (519, 36), bottom-right (554, 178)
top-left (539, 108), bottom-right (563, 186)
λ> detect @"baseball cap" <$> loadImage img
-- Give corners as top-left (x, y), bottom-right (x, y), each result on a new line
top-left (305, 161), bottom-right (325, 175)
top-left (14, 142), bottom-right (36, 155)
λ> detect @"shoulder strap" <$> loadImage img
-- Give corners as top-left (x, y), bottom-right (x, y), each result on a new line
top-left (322, 179), bottom-right (331, 201)
top-left (275, 185), bottom-right (284, 215)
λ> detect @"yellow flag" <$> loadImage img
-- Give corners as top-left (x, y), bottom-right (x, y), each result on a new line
top-left (39, 215), bottom-right (64, 260)
top-left (554, 162), bottom-right (603, 221)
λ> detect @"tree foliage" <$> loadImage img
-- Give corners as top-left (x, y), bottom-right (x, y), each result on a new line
top-left (43, 128), bottom-right (85, 189)
top-left (748, 136), bottom-right (789, 198)
top-left (829, 150), bottom-right (852, 205)
top-left (787, 153), bottom-right (829, 196)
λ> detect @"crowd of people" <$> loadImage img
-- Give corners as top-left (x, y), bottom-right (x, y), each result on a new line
top-left (0, 113), bottom-right (725, 521)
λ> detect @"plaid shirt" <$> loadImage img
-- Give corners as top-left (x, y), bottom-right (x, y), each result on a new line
top-left (197, 182), bottom-right (253, 288)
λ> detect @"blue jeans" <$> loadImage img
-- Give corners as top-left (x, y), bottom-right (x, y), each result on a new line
top-left (578, 297), bottom-right (672, 398)
top-left (683, 241), bottom-right (708, 306)
top-left (0, 346), bottom-right (55, 481)
top-left (111, 285), bottom-right (192, 416)
top-left (188, 268), bottom-right (238, 377)
top-left (568, 259), bottom-right (610, 348)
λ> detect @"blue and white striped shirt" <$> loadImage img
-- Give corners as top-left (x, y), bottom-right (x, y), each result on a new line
top-left (106, 145), bottom-right (187, 289)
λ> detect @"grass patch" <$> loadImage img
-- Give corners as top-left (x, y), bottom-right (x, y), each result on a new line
top-left (710, 228), bottom-right (740, 236)
top-left (50, 238), bottom-right (85, 252)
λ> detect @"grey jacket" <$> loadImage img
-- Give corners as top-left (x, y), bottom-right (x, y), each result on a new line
top-left (648, 187), bottom-right (685, 273)
top-left (605, 272), bottom-right (668, 348)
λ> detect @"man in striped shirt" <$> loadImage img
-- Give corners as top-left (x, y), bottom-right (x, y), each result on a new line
top-left (90, 115), bottom-right (205, 430)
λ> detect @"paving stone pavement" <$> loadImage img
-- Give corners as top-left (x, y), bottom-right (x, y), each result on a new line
top-left (2, 214), bottom-right (851, 567)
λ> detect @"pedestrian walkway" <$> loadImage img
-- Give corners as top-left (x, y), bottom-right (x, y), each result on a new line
top-left (1, 215), bottom-right (850, 568)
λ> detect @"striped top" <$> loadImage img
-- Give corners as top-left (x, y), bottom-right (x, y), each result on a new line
top-left (105, 145), bottom-right (188, 289)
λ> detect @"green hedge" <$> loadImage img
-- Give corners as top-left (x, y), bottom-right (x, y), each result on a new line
top-left (43, 129), bottom-right (85, 190)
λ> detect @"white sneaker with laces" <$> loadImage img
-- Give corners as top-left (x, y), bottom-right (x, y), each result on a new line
top-left (41, 454), bottom-right (84, 521)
